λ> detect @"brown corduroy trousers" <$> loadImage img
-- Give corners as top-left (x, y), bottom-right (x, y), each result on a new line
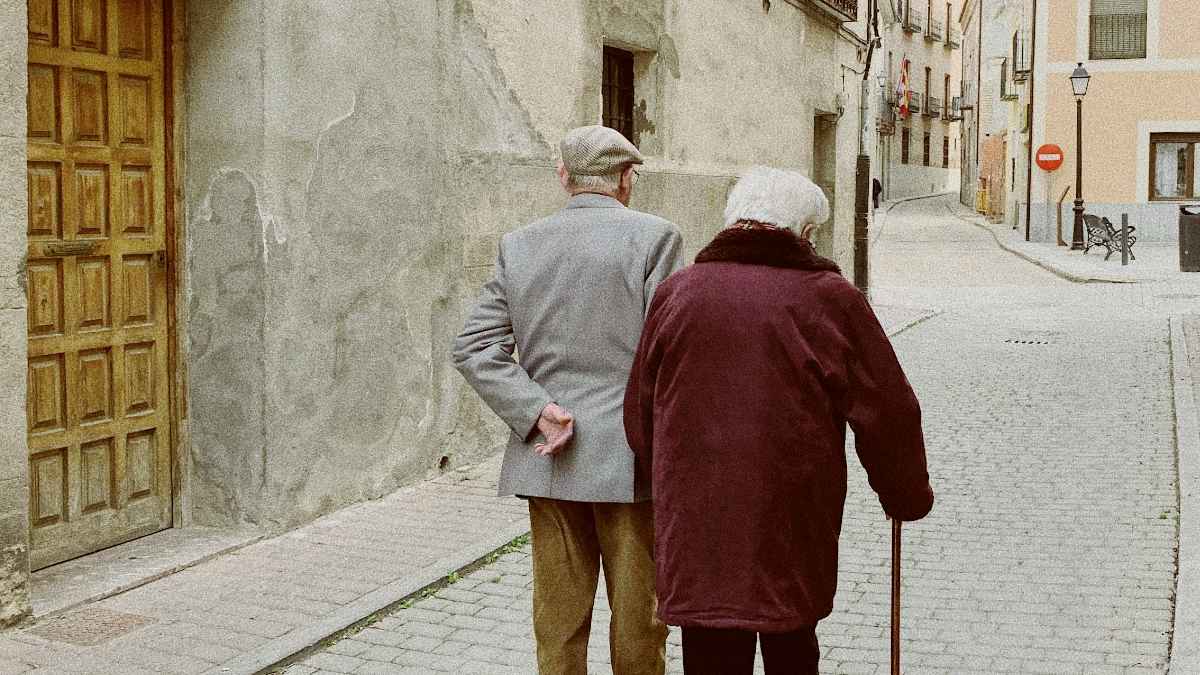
top-left (527, 497), bottom-right (668, 675)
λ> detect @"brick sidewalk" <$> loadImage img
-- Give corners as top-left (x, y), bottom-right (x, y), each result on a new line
top-left (0, 456), bottom-right (527, 675)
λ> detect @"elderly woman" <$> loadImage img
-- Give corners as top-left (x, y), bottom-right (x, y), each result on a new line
top-left (623, 167), bottom-right (935, 674)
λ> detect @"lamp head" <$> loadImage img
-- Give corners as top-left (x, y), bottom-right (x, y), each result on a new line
top-left (1069, 62), bottom-right (1091, 98)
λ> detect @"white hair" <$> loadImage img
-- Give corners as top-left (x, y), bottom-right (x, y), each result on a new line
top-left (723, 166), bottom-right (831, 234)
top-left (567, 171), bottom-right (622, 195)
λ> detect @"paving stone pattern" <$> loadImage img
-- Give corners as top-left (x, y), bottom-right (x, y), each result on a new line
top-left (291, 196), bottom-right (1186, 674)
top-left (0, 457), bottom-right (526, 674)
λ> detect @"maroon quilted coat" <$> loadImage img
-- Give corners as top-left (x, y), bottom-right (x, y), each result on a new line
top-left (623, 227), bottom-right (934, 632)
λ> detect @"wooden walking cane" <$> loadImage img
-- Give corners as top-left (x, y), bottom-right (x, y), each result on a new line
top-left (891, 519), bottom-right (902, 675)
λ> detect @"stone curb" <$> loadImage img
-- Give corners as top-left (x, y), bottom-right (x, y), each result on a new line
top-left (945, 202), bottom-right (1132, 284)
top-left (885, 309), bottom-right (942, 339)
top-left (200, 519), bottom-right (533, 675)
top-left (883, 190), bottom-right (956, 213)
top-left (1169, 316), bottom-right (1200, 675)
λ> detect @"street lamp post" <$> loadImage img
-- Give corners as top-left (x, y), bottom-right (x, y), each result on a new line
top-left (1069, 63), bottom-right (1091, 251)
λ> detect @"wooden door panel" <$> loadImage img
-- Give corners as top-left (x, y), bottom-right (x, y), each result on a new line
top-left (30, 449), bottom-right (68, 526)
top-left (69, 69), bottom-right (106, 144)
top-left (26, 0), bottom-right (171, 570)
top-left (79, 436), bottom-right (114, 514)
top-left (27, 355), bottom-right (67, 435)
top-left (27, 162), bottom-right (63, 238)
top-left (73, 163), bottom-right (108, 237)
top-left (76, 255), bottom-right (111, 331)
top-left (117, 76), bottom-right (149, 146)
top-left (28, 0), bottom-right (58, 46)
top-left (116, 0), bottom-right (150, 60)
top-left (119, 165), bottom-right (151, 235)
top-left (27, 64), bottom-right (60, 142)
top-left (70, 0), bottom-right (106, 53)
top-left (76, 347), bottom-right (113, 425)
top-left (26, 259), bottom-right (64, 335)
top-left (123, 341), bottom-right (154, 415)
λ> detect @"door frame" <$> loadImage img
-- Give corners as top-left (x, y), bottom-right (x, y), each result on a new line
top-left (164, 0), bottom-right (190, 529)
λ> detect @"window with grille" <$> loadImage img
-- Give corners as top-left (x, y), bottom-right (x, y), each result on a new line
top-left (923, 132), bottom-right (931, 166)
top-left (1090, 0), bottom-right (1147, 60)
top-left (902, 127), bottom-right (911, 164)
top-left (1000, 58), bottom-right (1018, 100)
top-left (943, 137), bottom-right (950, 168)
top-left (602, 46), bottom-right (636, 144)
top-left (1150, 133), bottom-right (1200, 201)
top-left (1012, 29), bottom-right (1031, 77)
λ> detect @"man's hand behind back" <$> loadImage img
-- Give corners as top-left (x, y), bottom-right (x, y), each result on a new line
top-left (535, 403), bottom-right (575, 456)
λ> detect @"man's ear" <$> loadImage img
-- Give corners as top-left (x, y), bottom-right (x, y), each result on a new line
top-left (620, 165), bottom-right (635, 192)
top-left (800, 223), bottom-right (818, 241)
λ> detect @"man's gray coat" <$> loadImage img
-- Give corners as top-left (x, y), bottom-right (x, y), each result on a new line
top-left (452, 193), bottom-right (683, 503)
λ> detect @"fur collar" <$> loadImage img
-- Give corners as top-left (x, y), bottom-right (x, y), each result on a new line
top-left (694, 227), bottom-right (842, 273)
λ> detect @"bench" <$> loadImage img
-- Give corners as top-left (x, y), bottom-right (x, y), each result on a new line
top-left (1082, 214), bottom-right (1137, 261)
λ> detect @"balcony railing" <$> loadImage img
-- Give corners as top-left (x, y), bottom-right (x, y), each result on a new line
top-left (926, 16), bottom-right (944, 41)
top-left (947, 27), bottom-right (962, 48)
top-left (1090, 13), bottom-right (1147, 60)
top-left (807, 0), bottom-right (858, 23)
top-left (901, 3), bottom-right (925, 33)
top-left (925, 96), bottom-right (941, 117)
top-left (944, 96), bottom-right (964, 121)
top-left (909, 90), bottom-right (922, 115)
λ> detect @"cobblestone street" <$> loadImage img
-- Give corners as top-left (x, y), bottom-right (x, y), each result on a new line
top-left (288, 195), bottom-right (1193, 674)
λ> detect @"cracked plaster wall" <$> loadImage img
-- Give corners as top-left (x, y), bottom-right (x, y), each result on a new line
top-left (181, 0), bottom-right (864, 530)
top-left (0, 0), bottom-right (30, 625)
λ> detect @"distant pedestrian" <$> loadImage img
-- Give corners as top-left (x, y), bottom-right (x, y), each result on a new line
top-left (453, 126), bottom-right (681, 675)
top-left (873, 176), bottom-right (883, 210)
top-left (623, 167), bottom-right (935, 675)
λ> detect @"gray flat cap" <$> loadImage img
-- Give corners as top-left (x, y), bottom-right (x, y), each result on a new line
top-left (560, 125), bottom-right (644, 176)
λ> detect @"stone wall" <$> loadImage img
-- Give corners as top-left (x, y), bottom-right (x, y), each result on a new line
top-left (181, 0), bottom-right (863, 530)
top-left (0, 0), bottom-right (30, 626)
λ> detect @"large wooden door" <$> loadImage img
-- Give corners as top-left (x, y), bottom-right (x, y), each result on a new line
top-left (25, 0), bottom-right (172, 570)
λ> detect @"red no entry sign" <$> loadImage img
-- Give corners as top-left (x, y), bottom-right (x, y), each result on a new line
top-left (1036, 144), bottom-right (1064, 171)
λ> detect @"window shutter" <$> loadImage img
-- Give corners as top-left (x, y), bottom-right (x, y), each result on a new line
top-left (1091, 0), bottom-right (1146, 16)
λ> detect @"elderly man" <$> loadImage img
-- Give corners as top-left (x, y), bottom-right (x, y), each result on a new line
top-left (624, 167), bottom-right (935, 675)
top-left (452, 126), bottom-right (680, 675)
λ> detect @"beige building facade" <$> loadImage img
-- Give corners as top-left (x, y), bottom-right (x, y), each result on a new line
top-left (0, 0), bottom-right (870, 623)
top-left (875, 0), bottom-right (963, 200)
top-left (1024, 0), bottom-right (1200, 242)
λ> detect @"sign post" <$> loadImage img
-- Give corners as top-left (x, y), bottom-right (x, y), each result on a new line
top-left (1036, 145), bottom-right (1064, 244)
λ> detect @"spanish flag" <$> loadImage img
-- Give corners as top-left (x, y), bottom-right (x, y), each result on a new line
top-left (897, 58), bottom-right (911, 118)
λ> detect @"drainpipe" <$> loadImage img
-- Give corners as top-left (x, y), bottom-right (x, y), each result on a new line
top-left (854, 0), bottom-right (878, 293)
top-left (1023, 0), bottom-right (1038, 241)
top-left (975, 0), bottom-right (983, 196)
